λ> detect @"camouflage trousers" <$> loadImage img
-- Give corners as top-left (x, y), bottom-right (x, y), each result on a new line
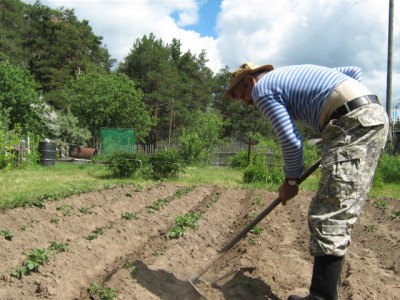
top-left (309, 104), bottom-right (389, 256)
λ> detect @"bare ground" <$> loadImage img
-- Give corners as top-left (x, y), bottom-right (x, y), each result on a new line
top-left (0, 183), bottom-right (399, 300)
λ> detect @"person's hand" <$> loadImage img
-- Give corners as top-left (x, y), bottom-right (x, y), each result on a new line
top-left (279, 181), bottom-right (299, 206)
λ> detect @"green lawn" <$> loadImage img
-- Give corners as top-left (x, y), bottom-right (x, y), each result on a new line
top-left (0, 162), bottom-right (398, 209)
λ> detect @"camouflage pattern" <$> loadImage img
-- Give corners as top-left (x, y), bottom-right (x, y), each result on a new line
top-left (309, 104), bottom-right (389, 256)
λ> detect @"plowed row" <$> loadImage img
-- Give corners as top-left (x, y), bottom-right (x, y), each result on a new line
top-left (0, 183), bottom-right (399, 299)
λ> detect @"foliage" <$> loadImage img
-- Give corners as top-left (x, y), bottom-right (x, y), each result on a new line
top-left (62, 71), bottom-right (153, 146)
top-left (11, 248), bottom-right (51, 279)
top-left (243, 164), bottom-right (283, 185)
top-left (0, 0), bottom-right (29, 65)
top-left (88, 282), bottom-right (117, 300)
top-left (121, 212), bottom-right (139, 220)
top-left (51, 111), bottom-right (92, 145)
top-left (178, 110), bottom-right (223, 165)
top-left (106, 151), bottom-right (147, 178)
top-left (0, 126), bottom-right (20, 170)
top-left (178, 129), bottom-right (204, 165)
top-left (243, 165), bottom-right (268, 184)
top-left (22, 2), bottom-right (113, 101)
top-left (375, 154), bottom-right (400, 183)
top-left (119, 34), bottom-right (216, 143)
top-left (228, 150), bottom-right (250, 169)
top-left (166, 210), bottom-right (203, 239)
top-left (0, 229), bottom-right (13, 241)
top-left (0, 61), bottom-right (46, 135)
top-left (149, 148), bottom-right (182, 180)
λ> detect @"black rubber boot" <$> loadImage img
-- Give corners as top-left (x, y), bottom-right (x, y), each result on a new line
top-left (287, 255), bottom-right (344, 300)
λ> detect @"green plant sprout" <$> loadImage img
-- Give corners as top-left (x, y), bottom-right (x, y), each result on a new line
top-left (11, 241), bottom-right (70, 279)
top-left (50, 217), bottom-right (60, 224)
top-left (374, 200), bottom-right (388, 209)
top-left (56, 204), bottom-right (74, 216)
top-left (254, 196), bottom-right (264, 206)
top-left (85, 227), bottom-right (105, 240)
top-left (19, 224), bottom-right (32, 231)
top-left (364, 224), bottom-right (378, 232)
top-left (11, 248), bottom-right (51, 279)
top-left (88, 281), bottom-right (117, 300)
top-left (152, 249), bottom-right (164, 256)
top-left (48, 241), bottom-right (69, 252)
top-left (391, 210), bottom-right (400, 219)
top-left (1, 229), bottom-right (13, 241)
top-left (166, 210), bottom-right (203, 239)
top-left (121, 212), bottom-right (139, 220)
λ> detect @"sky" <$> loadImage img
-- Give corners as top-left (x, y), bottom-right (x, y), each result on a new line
top-left (21, 0), bottom-right (400, 119)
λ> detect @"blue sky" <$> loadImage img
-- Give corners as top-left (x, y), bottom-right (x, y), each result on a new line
top-left (21, 0), bottom-right (400, 116)
top-left (185, 0), bottom-right (220, 38)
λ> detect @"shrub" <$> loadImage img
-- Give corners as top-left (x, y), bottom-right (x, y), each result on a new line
top-left (178, 130), bottom-right (205, 165)
top-left (228, 150), bottom-right (269, 169)
top-left (228, 151), bottom-right (249, 168)
top-left (243, 165), bottom-right (267, 183)
top-left (149, 148), bottom-right (181, 180)
top-left (376, 154), bottom-right (400, 183)
top-left (243, 164), bottom-right (283, 184)
top-left (107, 151), bottom-right (147, 178)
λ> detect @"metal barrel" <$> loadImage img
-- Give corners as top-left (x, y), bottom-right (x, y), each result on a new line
top-left (39, 141), bottom-right (56, 166)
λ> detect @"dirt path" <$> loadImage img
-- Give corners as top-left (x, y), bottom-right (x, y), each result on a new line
top-left (0, 183), bottom-right (399, 299)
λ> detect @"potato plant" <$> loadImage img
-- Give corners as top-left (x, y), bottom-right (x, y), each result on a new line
top-left (1, 229), bottom-right (13, 241)
top-left (166, 210), bottom-right (203, 239)
top-left (11, 241), bottom-right (68, 279)
top-left (88, 281), bottom-right (117, 300)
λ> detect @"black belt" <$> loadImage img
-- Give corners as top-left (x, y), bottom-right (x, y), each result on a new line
top-left (329, 95), bottom-right (380, 121)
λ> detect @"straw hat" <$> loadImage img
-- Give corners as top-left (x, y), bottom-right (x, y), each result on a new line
top-left (224, 62), bottom-right (274, 100)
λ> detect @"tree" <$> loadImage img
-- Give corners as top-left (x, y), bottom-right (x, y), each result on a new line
top-left (119, 34), bottom-right (217, 145)
top-left (119, 33), bottom-right (179, 144)
top-left (22, 1), bottom-right (114, 108)
top-left (62, 71), bottom-right (153, 146)
top-left (178, 109), bottom-right (223, 164)
top-left (0, 61), bottom-right (46, 135)
top-left (0, 0), bottom-right (29, 65)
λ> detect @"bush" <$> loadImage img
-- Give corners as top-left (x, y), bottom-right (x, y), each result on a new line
top-left (107, 151), bottom-right (146, 178)
top-left (243, 165), bottom-right (267, 183)
top-left (178, 130), bottom-right (205, 165)
top-left (243, 164), bottom-right (283, 184)
top-left (149, 148), bottom-right (181, 180)
top-left (375, 154), bottom-right (400, 183)
top-left (228, 150), bottom-right (269, 169)
top-left (228, 151), bottom-right (249, 169)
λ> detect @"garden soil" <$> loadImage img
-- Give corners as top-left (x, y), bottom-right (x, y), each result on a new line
top-left (0, 183), bottom-right (399, 299)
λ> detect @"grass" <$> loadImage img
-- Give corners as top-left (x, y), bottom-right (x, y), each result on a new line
top-left (0, 162), bottom-right (399, 210)
top-left (0, 162), bottom-right (153, 209)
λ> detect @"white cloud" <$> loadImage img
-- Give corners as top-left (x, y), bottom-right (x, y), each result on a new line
top-left (217, 0), bottom-right (400, 107)
top-left (20, 0), bottom-right (400, 108)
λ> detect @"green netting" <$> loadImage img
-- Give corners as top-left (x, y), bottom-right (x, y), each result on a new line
top-left (100, 128), bottom-right (135, 154)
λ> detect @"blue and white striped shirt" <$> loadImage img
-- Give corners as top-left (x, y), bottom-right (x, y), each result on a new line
top-left (252, 64), bottom-right (363, 177)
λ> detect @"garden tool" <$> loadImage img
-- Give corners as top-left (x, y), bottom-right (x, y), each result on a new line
top-left (188, 159), bottom-right (321, 297)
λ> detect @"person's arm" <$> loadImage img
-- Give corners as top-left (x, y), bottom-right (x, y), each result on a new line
top-left (255, 93), bottom-right (304, 178)
top-left (333, 66), bottom-right (362, 82)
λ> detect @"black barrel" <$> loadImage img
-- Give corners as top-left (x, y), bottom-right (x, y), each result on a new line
top-left (39, 141), bottom-right (56, 166)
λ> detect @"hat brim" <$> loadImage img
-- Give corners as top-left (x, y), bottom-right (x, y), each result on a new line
top-left (224, 64), bottom-right (274, 101)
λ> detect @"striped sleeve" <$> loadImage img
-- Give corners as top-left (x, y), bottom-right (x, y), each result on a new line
top-left (255, 94), bottom-right (304, 178)
top-left (333, 66), bottom-right (362, 82)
